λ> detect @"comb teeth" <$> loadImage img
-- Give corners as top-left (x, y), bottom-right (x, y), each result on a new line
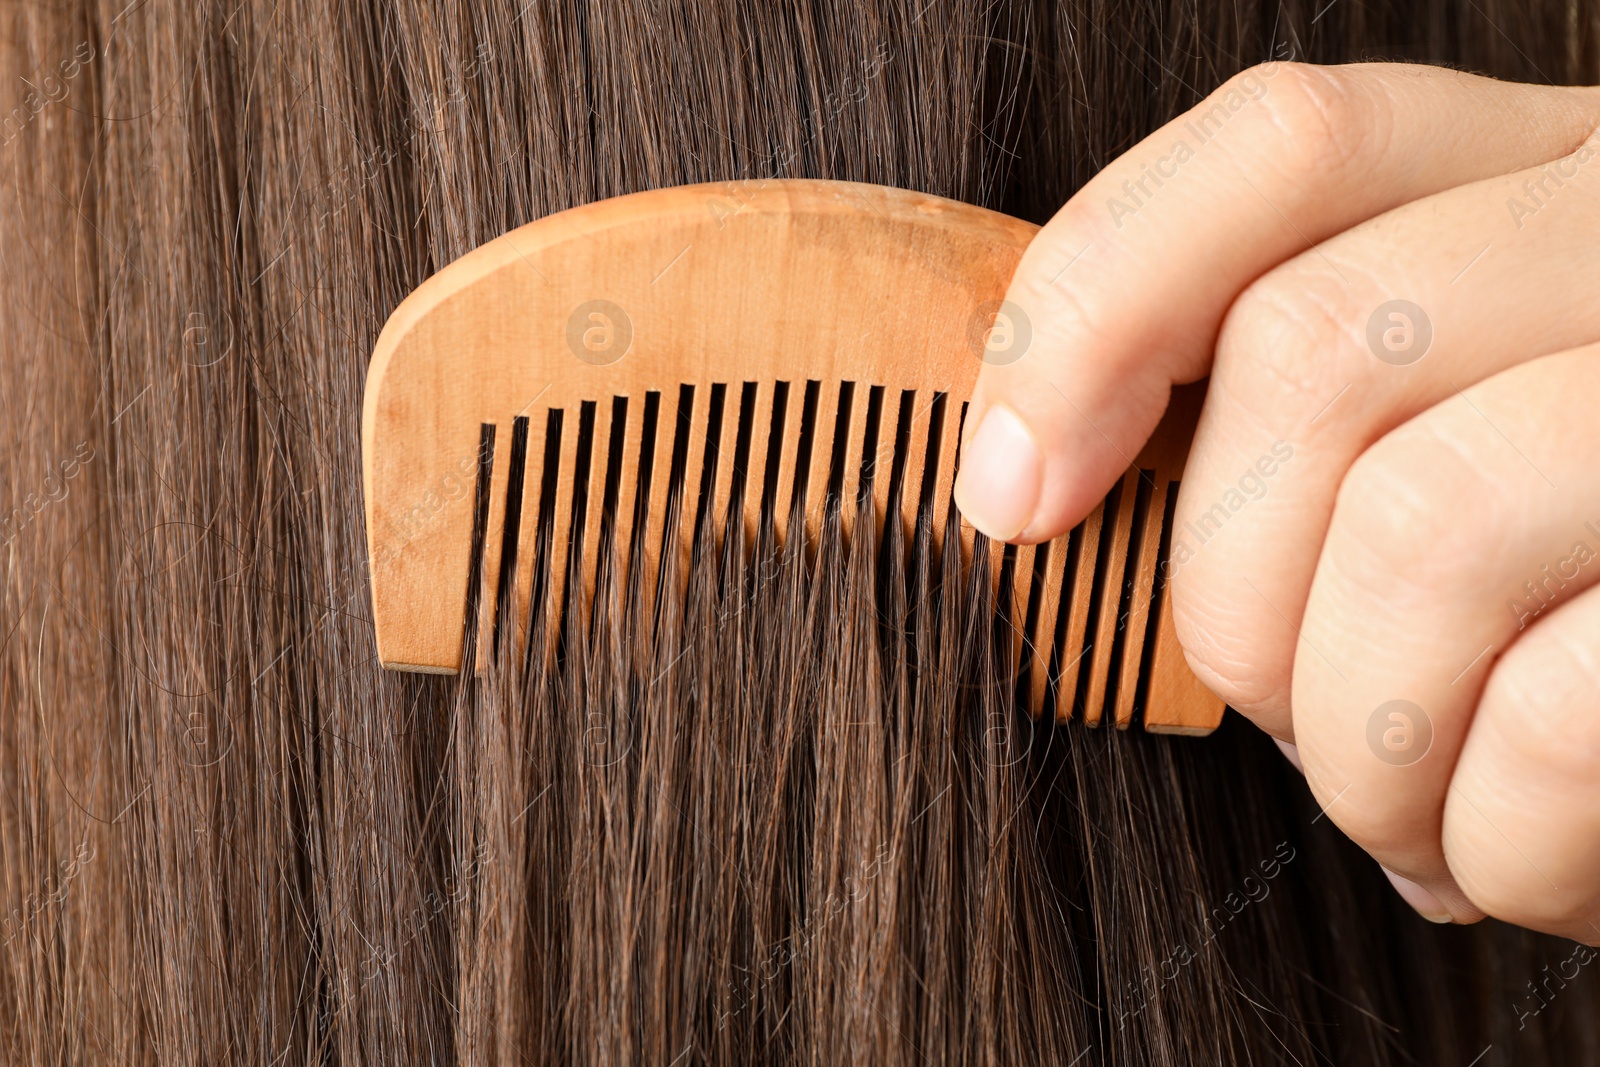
top-left (460, 378), bottom-right (1220, 733)
top-left (363, 180), bottom-right (1223, 734)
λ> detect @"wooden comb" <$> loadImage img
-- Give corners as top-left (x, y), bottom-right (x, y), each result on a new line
top-left (362, 179), bottom-right (1224, 735)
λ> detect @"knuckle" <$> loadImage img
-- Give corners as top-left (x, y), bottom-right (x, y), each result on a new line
top-left (1450, 838), bottom-right (1589, 931)
top-left (1244, 62), bottom-right (1379, 188)
top-left (1326, 802), bottom-right (1408, 860)
top-left (1329, 429), bottom-right (1492, 592)
top-left (1483, 629), bottom-right (1600, 790)
top-left (1219, 269), bottom-right (1363, 415)
top-left (1011, 256), bottom-right (1108, 347)
top-left (1451, 862), bottom-right (1536, 927)
top-left (1447, 634), bottom-right (1600, 930)
top-left (1298, 762), bottom-right (1416, 857)
top-left (1170, 584), bottom-right (1290, 716)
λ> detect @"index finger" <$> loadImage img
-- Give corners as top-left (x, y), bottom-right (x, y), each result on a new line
top-left (952, 62), bottom-right (1600, 543)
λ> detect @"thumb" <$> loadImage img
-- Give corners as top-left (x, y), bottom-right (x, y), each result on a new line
top-left (952, 212), bottom-right (1197, 544)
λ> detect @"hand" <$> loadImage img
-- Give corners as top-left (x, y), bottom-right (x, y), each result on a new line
top-left (954, 60), bottom-right (1600, 938)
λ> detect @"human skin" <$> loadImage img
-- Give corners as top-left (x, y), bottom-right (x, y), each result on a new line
top-left (953, 60), bottom-right (1600, 937)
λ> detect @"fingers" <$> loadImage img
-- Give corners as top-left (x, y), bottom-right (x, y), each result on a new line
top-left (952, 62), bottom-right (1600, 543)
top-left (1448, 579), bottom-right (1600, 942)
top-left (1291, 345), bottom-right (1600, 925)
top-left (1170, 123), bottom-right (1600, 734)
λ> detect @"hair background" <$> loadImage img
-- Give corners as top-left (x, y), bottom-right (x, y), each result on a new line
top-left (2, 1), bottom-right (1599, 1064)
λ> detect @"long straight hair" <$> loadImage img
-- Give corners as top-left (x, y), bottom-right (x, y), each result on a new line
top-left (2, 1), bottom-right (1598, 1063)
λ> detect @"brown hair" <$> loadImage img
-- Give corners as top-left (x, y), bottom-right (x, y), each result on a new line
top-left (3, 0), bottom-right (1598, 1063)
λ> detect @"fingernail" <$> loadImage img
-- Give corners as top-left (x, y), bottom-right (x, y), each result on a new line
top-left (954, 404), bottom-right (1042, 542)
top-left (1273, 737), bottom-right (1304, 774)
top-left (1381, 866), bottom-right (1454, 923)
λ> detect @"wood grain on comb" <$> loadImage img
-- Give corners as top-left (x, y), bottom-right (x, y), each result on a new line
top-left (362, 180), bottom-right (1223, 734)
